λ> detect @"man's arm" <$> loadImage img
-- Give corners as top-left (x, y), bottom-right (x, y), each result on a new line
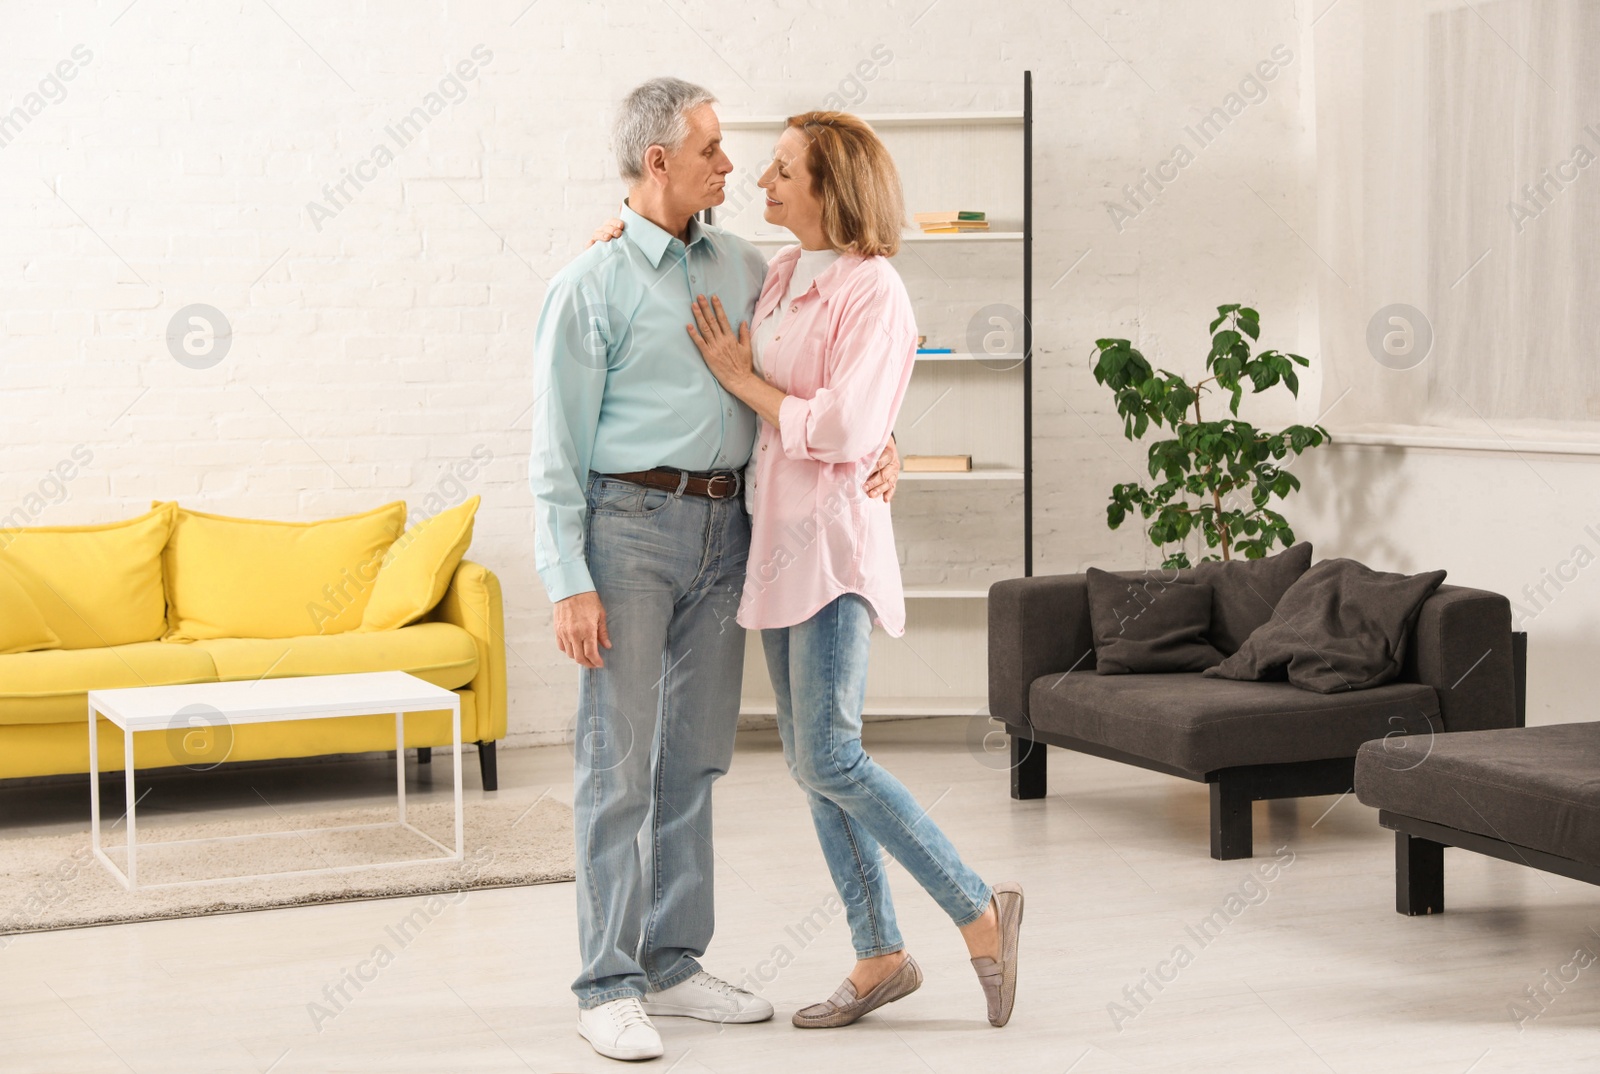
top-left (529, 272), bottom-right (612, 667)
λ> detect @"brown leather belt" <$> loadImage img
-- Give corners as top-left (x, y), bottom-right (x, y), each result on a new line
top-left (606, 467), bottom-right (743, 500)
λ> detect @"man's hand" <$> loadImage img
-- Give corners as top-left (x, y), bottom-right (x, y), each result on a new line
top-left (865, 436), bottom-right (900, 502)
top-left (554, 591), bottom-right (611, 668)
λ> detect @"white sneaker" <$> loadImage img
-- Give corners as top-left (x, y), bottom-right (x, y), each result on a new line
top-left (577, 997), bottom-right (664, 1061)
top-left (642, 970), bottom-right (775, 1024)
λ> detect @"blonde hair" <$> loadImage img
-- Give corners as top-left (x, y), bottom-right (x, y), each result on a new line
top-left (787, 111), bottom-right (905, 257)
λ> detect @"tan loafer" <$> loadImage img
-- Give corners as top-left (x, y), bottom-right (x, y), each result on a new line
top-left (970, 881), bottom-right (1024, 1026)
top-left (792, 953), bottom-right (923, 1029)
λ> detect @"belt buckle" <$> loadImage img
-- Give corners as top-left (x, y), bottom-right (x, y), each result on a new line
top-left (706, 472), bottom-right (738, 499)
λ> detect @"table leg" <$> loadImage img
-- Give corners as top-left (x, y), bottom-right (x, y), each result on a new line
top-left (88, 702), bottom-right (101, 862)
top-left (395, 711), bottom-right (407, 826)
top-left (452, 700), bottom-right (463, 860)
top-left (124, 727), bottom-right (138, 890)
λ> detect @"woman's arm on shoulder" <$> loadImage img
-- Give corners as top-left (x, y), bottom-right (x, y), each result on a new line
top-left (585, 217), bottom-right (625, 248)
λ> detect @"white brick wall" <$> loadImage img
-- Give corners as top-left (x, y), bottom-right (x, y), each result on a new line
top-left (0, 0), bottom-right (1319, 745)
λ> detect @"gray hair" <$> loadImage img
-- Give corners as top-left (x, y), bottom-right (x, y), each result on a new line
top-left (612, 77), bottom-right (717, 183)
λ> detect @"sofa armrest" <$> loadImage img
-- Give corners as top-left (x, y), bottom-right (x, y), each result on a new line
top-left (988, 574), bottom-right (1096, 729)
top-left (1403, 584), bottom-right (1517, 733)
top-left (429, 559), bottom-right (508, 742)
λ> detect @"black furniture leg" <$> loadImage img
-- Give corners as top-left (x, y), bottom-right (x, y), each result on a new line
top-left (477, 740), bottom-right (498, 791)
top-left (1210, 779), bottom-right (1253, 860)
top-left (1396, 831), bottom-right (1445, 915)
top-left (1010, 734), bottom-right (1046, 800)
top-left (416, 747), bottom-right (432, 764)
top-left (1512, 630), bottom-right (1528, 728)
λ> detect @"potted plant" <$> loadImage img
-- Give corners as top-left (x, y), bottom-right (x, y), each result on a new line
top-left (1090, 303), bottom-right (1330, 568)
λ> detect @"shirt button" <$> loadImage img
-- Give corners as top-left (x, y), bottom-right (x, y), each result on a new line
top-left (725, 408), bottom-right (733, 416)
top-left (790, 304), bottom-right (799, 313)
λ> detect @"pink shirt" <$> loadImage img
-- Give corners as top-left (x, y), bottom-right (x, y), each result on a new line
top-left (738, 245), bottom-right (918, 636)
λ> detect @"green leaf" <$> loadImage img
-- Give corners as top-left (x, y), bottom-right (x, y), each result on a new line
top-left (1209, 303), bottom-right (1240, 334)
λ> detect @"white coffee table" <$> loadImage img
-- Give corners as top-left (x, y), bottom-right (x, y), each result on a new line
top-left (87, 670), bottom-right (463, 890)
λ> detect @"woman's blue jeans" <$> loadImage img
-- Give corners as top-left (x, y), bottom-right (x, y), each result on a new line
top-left (762, 593), bottom-right (993, 959)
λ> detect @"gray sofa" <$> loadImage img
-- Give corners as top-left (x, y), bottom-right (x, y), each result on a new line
top-left (988, 570), bottom-right (1526, 859)
top-left (1356, 723), bottom-right (1598, 915)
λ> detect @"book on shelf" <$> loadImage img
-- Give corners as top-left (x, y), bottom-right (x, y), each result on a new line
top-left (902, 454), bottom-right (973, 473)
top-left (913, 211), bottom-right (986, 224)
top-left (916, 209), bottom-right (989, 234)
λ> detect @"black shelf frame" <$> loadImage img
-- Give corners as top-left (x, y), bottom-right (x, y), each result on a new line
top-left (1022, 69), bottom-right (1034, 577)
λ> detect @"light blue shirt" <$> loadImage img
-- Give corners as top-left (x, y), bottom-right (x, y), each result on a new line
top-left (530, 203), bottom-right (769, 602)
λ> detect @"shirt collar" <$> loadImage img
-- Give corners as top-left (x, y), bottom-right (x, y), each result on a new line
top-left (771, 243), bottom-right (865, 300)
top-left (814, 250), bottom-right (864, 299)
top-left (620, 201), bottom-right (714, 269)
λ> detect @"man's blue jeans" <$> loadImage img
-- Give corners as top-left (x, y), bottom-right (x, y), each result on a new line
top-left (762, 593), bottom-right (993, 959)
top-left (571, 473), bottom-right (749, 1008)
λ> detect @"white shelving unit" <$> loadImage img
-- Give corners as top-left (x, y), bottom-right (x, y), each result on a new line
top-left (722, 111), bottom-right (1023, 130)
top-left (913, 352), bottom-right (1022, 362)
top-left (744, 231), bottom-right (1024, 244)
top-left (900, 469), bottom-right (1025, 482)
top-left (716, 75), bottom-right (1033, 721)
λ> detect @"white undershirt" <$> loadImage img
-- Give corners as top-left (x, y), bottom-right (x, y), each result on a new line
top-left (747, 247), bottom-right (841, 510)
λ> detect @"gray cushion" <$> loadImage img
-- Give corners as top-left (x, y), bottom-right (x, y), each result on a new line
top-left (1188, 542), bottom-right (1313, 654)
top-left (1085, 568), bottom-right (1223, 674)
top-left (1029, 671), bottom-right (1440, 775)
top-left (1205, 558), bottom-right (1447, 693)
top-left (1355, 723), bottom-right (1600, 865)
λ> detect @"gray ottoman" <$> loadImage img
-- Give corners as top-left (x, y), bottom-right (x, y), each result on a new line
top-left (1355, 723), bottom-right (1600, 914)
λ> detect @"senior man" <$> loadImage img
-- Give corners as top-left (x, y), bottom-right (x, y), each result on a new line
top-left (530, 77), bottom-right (899, 1061)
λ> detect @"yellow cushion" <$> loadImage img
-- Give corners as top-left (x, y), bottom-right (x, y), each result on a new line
top-left (159, 501), bottom-right (406, 641)
top-left (0, 504), bottom-right (174, 650)
top-left (360, 496), bottom-right (480, 631)
top-left (190, 621), bottom-right (479, 691)
top-left (0, 561), bottom-right (60, 655)
top-left (0, 640), bottom-right (219, 725)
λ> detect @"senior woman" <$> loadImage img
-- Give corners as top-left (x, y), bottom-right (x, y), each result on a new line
top-left (681, 112), bottom-right (1024, 1030)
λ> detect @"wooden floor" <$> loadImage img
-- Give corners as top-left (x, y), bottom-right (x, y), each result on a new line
top-left (3, 717), bottom-right (1598, 1072)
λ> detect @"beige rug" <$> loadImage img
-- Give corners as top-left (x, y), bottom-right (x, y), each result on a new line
top-left (0, 795), bottom-right (574, 938)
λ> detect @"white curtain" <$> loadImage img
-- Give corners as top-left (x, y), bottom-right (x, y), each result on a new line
top-left (1313, 0), bottom-right (1600, 430)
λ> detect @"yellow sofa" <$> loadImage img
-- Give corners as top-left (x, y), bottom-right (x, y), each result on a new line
top-left (0, 503), bottom-right (507, 789)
